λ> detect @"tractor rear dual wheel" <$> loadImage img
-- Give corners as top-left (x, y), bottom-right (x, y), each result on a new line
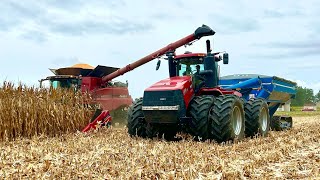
top-left (244, 98), bottom-right (270, 137)
top-left (210, 95), bottom-right (245, 143)
top-left (127, 98), bottom-right (147, 138)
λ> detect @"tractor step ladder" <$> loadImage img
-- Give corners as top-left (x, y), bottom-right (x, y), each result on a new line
top-left (82, 110), bottom-right (112, 132)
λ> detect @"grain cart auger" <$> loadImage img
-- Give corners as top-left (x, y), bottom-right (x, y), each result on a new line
top-left (127, 25), bottom-right (297, 142)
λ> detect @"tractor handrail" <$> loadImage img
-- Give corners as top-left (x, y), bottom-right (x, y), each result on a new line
top-left (102, 25), bottom-right (215, 83)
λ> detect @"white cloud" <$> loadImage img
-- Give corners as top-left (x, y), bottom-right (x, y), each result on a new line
top-left (295, 80), bottom-right (320, 94)
top-left (0, 0), bottom-right (319, 98)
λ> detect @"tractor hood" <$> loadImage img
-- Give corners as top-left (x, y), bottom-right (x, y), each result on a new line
top-left (143, 76), bottom-right (194, 123)
top-left (145, 76), bottom-right (192, 91)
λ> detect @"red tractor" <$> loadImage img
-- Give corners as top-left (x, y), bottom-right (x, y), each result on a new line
top-left (119, 25), bottom-right (245, 142)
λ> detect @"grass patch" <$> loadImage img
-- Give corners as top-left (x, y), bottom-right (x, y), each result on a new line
top-left (275, 106), bottom-right (320, 117)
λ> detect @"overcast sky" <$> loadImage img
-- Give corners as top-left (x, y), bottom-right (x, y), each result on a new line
top-left (0, 0), bottom-right (319, 98)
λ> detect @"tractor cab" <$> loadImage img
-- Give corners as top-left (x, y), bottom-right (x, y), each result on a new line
top-left (175, 53), bottom-right (206, 76)
top-left (166, 40), bottom-right (229, 89)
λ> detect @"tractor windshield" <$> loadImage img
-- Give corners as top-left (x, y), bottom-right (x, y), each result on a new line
top-left (177, 56), bottom-right (204, 76)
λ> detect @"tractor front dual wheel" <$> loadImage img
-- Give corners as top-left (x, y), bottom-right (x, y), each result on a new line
top-left (127, 98), bottom-right (147, 138)
top-left (211, 95), bottom-right (245, 143)
top-left (188, 96), bottom-right (215, 141)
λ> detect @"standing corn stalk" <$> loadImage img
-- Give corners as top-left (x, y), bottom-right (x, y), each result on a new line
top-left (0, 82), bottom-right (93, 141)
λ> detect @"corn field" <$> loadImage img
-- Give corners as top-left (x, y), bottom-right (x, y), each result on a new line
top-left (0, 115), bottom-right (319, 179)
top-left (0, 82), bottom-right (93, 141)
top-left (0, 82), bottom-right (319, 179)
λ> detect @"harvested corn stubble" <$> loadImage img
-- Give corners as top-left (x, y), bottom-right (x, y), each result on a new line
top-left (0, 115), bottom-right (319, 179)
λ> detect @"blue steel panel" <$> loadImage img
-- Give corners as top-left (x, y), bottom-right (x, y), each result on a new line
top-left (272, 83), bottom-right (296, 95)
top-left (225, 77), bottom-right (262, 89)
top-left (219, 74), bottom-right (297, 118)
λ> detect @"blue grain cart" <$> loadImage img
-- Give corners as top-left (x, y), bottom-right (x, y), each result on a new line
top-left (219, 74), bottom-right (297, 132)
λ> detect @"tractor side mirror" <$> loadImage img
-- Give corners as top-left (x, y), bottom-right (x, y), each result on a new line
top-left (223, 53), bottom-right (229, 64)
top-left (156, 59), bottom-right (161, 70)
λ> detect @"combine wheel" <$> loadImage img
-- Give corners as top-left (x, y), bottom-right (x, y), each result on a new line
top-left (127, 98), bottom-right (147, 138)
top-left (188, 96), bottom-right (215, 141)
top-left (211, 95), bottom-right (245, 143)
top-left (244, 98), bottom-right (270, 137)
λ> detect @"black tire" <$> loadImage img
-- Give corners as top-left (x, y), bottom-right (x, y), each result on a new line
top-left (244, 98), bottom-right (270, 137)
top-left (211, 95), bottom-right (245, 143)
top-left (188, 96), bottom-right (215, 141)
top-left (271, 116), bottom-right (292, 131)
top-left (127, 98), bottom-right (147, 138)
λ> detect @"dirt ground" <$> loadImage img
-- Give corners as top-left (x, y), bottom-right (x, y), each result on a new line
top-left (0, 115), bottom-right (319, 179)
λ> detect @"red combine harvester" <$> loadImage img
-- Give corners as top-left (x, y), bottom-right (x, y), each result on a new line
top-left (40, 63), bottom-right (133, 132)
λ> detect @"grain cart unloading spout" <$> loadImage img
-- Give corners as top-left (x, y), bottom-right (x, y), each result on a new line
top-left (101, 25), bottom-right (215, 83)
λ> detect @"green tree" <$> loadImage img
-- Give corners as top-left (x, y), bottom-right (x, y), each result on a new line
top-left (291, 86), bottom-right (315, 106)
top-left (292, 86), bottom-right (304, 106)
top-left (305, 88), bottom-right (315, 103)
top-left (315, 90), bottom-right (320, 103)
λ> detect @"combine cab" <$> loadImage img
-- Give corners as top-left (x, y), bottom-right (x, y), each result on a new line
top-left (40, 63), bottom-right (133, 131)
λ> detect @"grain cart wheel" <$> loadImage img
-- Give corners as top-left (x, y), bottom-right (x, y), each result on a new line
top-left (127, 98), bottom-right (147, 138)
top-left (244, 98), bottom-right (270, 137)
top-left (188, 96), bottom-right (215, 141)
top-left (211, 95), bottom-right (245, 143)
top-left (271, 116), bottom-right (292, 131)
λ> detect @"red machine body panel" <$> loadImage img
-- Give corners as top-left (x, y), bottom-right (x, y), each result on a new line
top-left (175, 53), bottom-right (206, 59)
top-left (80, 77), bottom-right (132, 111)
top-left (145, 76), bottom-right (242, 110)
top-left (145, 76), bottom-right (194, 109)
top-left (93, 87), bottom-right (133, 111)
top-left (81, 77), bottom-right (102, 91)
top-left (199, 87), bottom-right (242, 97)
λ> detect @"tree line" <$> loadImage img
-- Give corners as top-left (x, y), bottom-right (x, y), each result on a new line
top-left (291, 86), bottom-right (320, 106)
